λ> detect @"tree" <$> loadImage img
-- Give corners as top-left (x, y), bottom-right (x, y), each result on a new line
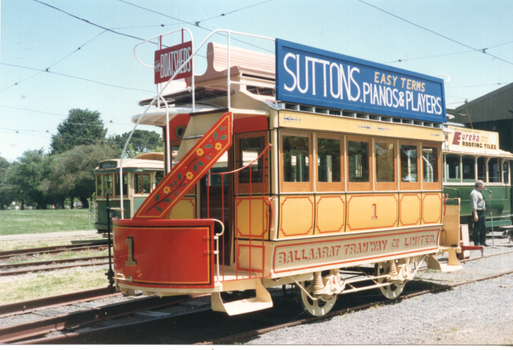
top-left (50, 144), bottom-right (116, 208)
top-left (50, 108), bottom-right (108, 154)
top-left (0, 156), bottom-right (13, 209)
top-left (108, 130), bottom-right (163, 158)
top-left (3, 149), bottom-right (49, 209)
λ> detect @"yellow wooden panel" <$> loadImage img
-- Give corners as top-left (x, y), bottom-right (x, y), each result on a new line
top-left (166, 198), bottom-right (195, 219)
top-left (236, 198), bottom-right (269, 240)
top-left (422, 193), bottom-right (442, 224)
top-left (279, 196), bottom-right (314, 238)
top-left (399, 194), bottom-right (421, 226)
top-left (347, 194), bottom-right (398, 231)
top-left (279, 111), bottom-right (443, 142)
top-left (316, 195), bottom-right (345, 234)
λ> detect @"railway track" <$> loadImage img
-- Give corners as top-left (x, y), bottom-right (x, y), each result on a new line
top-left (0, 242), bottom-right (108, 263)
top-left (0, 256), bottom-right (109, 277)
top-left (2, 248), bottom-right (511, 345)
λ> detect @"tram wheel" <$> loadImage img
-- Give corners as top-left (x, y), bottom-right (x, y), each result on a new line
top-left (299, 280), bottom-right (336, 316)
top-left (375, 260), bottom-right (406, 300)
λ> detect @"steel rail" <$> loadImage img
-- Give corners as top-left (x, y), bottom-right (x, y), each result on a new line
top-left (0, 243), bottom-right (108, 262)
top-left (200, 268), bottom-right (513, 345)
top-left (1, 294), bottom-right (202, 343)
top-left (1, 255), bottom-right (108, 269)
top-left (0, 286), bottom-right (120, 318)
top-left (0, 259), bottom-right (108, 277)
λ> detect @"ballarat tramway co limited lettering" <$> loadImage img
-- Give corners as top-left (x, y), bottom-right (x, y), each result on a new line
top-left (276, 233), bottom-right (437, 266)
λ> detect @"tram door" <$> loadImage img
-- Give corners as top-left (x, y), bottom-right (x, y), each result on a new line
top-left (200, 151), bottom-right (233, 265)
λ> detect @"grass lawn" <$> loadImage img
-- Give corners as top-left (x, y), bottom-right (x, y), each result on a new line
top-left (0, 209), bottom-right (95, 235)
top-left (0, 266), bottom-right (109, 304)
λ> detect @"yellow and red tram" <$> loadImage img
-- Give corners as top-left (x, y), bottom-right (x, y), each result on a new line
top-left (112, 30), bottom-right (462, 316)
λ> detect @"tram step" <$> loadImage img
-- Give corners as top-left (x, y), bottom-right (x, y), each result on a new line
top-left (211, 279), bottom-right (273, 316)
top-left (426, 247), bottom-right (462, 272)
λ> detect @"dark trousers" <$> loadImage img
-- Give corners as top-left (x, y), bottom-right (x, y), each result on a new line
top-left (473, 210), bottom-right (487, 245)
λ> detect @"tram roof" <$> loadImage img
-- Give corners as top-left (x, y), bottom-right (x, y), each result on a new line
top-left (94, 157), bottom-right (164, 173)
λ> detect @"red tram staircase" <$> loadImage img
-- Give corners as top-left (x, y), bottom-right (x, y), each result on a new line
top-left (113, 111), bottom-right (273, 315)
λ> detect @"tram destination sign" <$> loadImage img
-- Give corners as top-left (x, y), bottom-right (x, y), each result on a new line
top-left (154, 41), bottom-right (193, 84)
top-left (276, 39), bottom-right (446, 123)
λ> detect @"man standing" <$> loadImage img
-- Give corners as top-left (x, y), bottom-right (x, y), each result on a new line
top-left (471, 180), bottom-right (488, 246)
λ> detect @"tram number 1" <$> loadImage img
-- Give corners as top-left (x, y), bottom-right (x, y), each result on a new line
top-left (371, 204), bottom-right (378, 220)
top-left (125, 237), bottom-right (137, 266)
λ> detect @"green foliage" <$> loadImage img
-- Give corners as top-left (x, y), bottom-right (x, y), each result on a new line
top-left (49, 144), bottom-right (117, 208)
top-left (107, 129), bottom-right (163, 157)
top-left (50, 108), bottom-right (108, 154)
top-left (0, 156), bottom-right (13, 209)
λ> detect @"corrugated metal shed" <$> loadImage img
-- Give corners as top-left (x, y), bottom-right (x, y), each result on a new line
top-left (450, 82), bottom-right (513, 124)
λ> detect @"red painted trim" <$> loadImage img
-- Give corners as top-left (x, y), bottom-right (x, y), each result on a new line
top-left (164, 114), bottom-right (191, 141)
top-left (315, 196), bottom-right (345, 234)
top-left (422, 193), bottom-right (442, 224)
top-left (347, 194), bottom-right (398, 231)
top-left (271, 227), bottom-right (441, 273)
top-left (235, 198), bottom-right (269, 238)
top-left (233, 115), bottom-right (268, 134)
top-left (399, 193), bottom-right (421, 226)
top-left (280, 196), bottom-right (314, 237)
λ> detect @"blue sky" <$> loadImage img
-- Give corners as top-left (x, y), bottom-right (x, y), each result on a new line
top-left (1, 0), bottom-right (512, 162)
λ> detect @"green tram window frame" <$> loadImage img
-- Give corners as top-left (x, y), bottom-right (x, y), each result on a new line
top-left (477, 157), bottom-right (486, 182)
top-left (134, 173), bottom-right (151, 194)
top-left (504, 161), bottom-right (510, 185)
top-left (445, 154), bottom-right (461, 183)
top-left (96, 174), bottom-right (103, 197)
top-left (488, 158), bottom-right (502, 183)
top-left (280, 131), bottom-right (313, 193)
top-left (462, 156), bottom-right (476, 182)
top-left (115, 173), bottom-right (128, 198)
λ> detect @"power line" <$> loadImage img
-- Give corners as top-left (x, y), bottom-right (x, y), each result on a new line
top-left (2, 30), bottom-right (108, 92)
top-left (0, 62), bottom-right (154, 93)
top-left (118, 0), bottom-right (274, 53)
top-left (385, 50), bottom-right (474, 64)
top-left (32, 0), bottom-right (148, 42)
top-left (357, 0), bottom-right (513, 67)
top-left (197, 0), bottom-right (274, 25)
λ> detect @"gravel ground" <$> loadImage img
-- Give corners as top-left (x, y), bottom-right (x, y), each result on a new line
top-left (245, 239), bottom-right (513, 345)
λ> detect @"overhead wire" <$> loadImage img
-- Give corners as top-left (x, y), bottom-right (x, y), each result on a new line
top-left (1, 30), bottom-right (108, 91)
top-left (0, 62), bottom-right (154, 93)
top-left (117, 0), bottom-right (274, 53)
top-left (357, 0), bottom-right (513, 67)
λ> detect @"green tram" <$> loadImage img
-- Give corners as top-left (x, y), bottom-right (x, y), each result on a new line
top-left (94, 153), bottom-right (164, 233)
top-left (443, 125), bottom-right (513, 230)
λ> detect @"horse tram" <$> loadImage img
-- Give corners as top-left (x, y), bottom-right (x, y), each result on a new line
top-left (442, 125), bottom-right (513, 242)
top-left (94, 152), bottom-right (164, 233)
top-left (111, 29), bottom-right (463, 316)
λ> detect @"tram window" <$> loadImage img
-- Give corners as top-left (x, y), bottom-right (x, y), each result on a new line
top-left (375, 142), bottom-right (395, 182)
top-left (104, 174), bottom-right (113, 196)
top-left (155, 171), bottom-right (164, 186)
top-left (445, 155), bottom-right (460, 181)
top-left (422, 146), bottom-right (438, 183)
top-left (96, 175), bottom-right (103, 197)
top-left (462, 157), bottom-right (475, 181)
top-left (488, 158), bottom-right (502, 183)
top-left (348, 141), bottom-right (369, 182)
top-left (504, 162), bottom-right (509, 184)
top-left (239, 136), bottom-right (265, 183)
top-left (134, 174), bottom-right (151, 194)
top-left (115, 173), bottom-right (128, 197)
top-left (400, 145), bottom-right (417, 182)
top-left (477, 158), bottom-right (486, 180)
top-left (283, 135), bottom-right (310, 182)
top-left (209, 167), bottom-right (229, 186)
top-left (317, 138), bottom-right (341, 183)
